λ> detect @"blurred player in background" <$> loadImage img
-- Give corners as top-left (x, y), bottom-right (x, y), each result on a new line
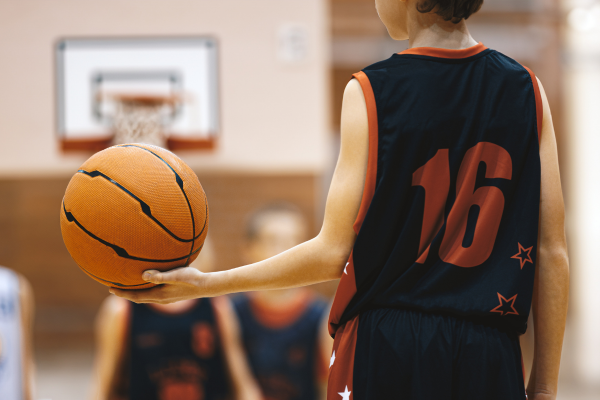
top-left (0, 266), bottom-right (35, 400)
top-left (233, 204), bottom-right (333, 400)
top-left (90, 238), bottom-right (262, 400)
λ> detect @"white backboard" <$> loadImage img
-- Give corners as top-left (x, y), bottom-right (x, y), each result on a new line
top-left (56, 37), bottom-right (219, 149)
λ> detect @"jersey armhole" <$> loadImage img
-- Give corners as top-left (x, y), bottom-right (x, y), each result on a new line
top-left (327, 72), bottom-right (378, 338)
top-left (523, 66), bottom-right (543, 144)
top-left (351, 71), bottom-right (379, 233)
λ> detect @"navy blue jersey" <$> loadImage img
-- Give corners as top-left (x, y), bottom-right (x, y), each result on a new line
top-left (329, 43), bottom-right (542, 337)
top-left (112, 299), bottom-right (230, 400)
top-left (233, 293), bottom-right (328, 400)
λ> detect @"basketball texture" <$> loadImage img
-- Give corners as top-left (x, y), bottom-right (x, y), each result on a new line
top-left (60, 144), bottom-right (208, 290)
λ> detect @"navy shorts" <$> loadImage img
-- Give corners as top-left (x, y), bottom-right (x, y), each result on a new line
top-left (328, 308), bottom-right (526, 400)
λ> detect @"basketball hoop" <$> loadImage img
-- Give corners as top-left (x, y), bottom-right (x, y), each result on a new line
top-left (57, 38), bottom-right (219, 152)
top-left (97, 93), bottom-right (182, 147)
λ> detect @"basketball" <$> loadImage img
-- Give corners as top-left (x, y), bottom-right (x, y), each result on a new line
top-left (60, 144), bottom-right (208, 290)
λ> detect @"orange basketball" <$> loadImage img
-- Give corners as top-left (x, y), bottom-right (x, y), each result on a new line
top-left (60, 144), bottom-right (208, 290)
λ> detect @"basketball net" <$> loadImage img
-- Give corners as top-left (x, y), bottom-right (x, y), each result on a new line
top-left (112, 95), bottom-right (178, 147)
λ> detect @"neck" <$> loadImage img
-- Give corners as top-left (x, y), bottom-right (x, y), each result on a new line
top-left (150, 299), bottom-right (197, 314)
top-left (406, 9), bottom-right (477, 50)
top-left (251, 288), bottom-right (308, 308)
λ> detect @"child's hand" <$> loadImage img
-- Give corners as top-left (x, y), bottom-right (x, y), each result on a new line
top-left (109, 266), bottom-right (217, 304)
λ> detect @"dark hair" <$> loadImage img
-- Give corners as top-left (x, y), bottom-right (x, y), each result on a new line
top-left (245, 202), bottom-right (305, 241)
top-left (417, 0), bottom-right (484, 23)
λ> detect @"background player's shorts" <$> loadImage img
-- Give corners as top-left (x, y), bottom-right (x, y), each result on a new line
top-left (328, 308), bottom-right (527, 400)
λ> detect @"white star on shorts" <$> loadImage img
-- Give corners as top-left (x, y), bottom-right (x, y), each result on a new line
top-left (330, 350), bottom-right (336, 368)
top-left (344, 263), bottom-right (349, 274)
top-left (338, 386), bottom-right (351, 400)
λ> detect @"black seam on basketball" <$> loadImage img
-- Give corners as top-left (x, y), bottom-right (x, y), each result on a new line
top-left (186, 194), bottom-right (208, 264)
top-left (116, 145), bottom-right (207, 266)
top-left (62, 202), bottom-right (203, 263)
top-left (77, 169), bottom-right (199, 242)
top-left (188, 195), bottom-right (209, 265)
top-left (183, 184), bottom-right (196, 266)
top-left (77, 264), bottom-right (151, 287)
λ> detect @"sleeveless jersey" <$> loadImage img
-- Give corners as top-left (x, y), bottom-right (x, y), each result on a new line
top-left (233, 293), bottom-right (328, 400)
top-left (329, 43), bottom-right (542, 337)
top-left (0, 267), bottom-right (23, 400)
top-left (119, 299), bottom-right (230, 400)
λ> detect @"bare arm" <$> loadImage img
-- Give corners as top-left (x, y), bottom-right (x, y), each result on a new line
top-left (111, 78), bottom-right (369, 303)
top-left (213, 297), bottom-right (263, 400)
top-left (89, 296), bottom-right (129, 400)
top-left (526, 79), bottom-right (570, 400)
top-left (18, 276), bottom-right (35, 400)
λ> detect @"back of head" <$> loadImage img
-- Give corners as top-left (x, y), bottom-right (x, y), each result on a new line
top-left (244, 202), bottom-right (307, 264)
top-left (417, 0), bottom-right (484, 23)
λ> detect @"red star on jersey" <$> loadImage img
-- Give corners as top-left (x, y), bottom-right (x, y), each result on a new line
top-left (511, 243), bottom-right (533, 269)
top-left (490, 293), bottom-right (519, 316)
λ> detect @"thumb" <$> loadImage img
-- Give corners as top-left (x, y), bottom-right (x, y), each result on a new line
top-left (142, 270), bottom-right (164, 284)
top-left (142, 267), bottom-right (196, 285)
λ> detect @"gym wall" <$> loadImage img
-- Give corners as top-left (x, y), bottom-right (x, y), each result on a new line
top-left (0, 0), bottom-right (331, 344)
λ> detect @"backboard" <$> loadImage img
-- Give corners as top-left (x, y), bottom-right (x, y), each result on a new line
top-left (56, 37), bottom-right (219, 151)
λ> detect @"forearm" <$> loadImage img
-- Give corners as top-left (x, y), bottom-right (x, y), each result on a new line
top-left (113, 235), bottom-right (352, 304)
top-left (111, 79), bottom-right (367, 305)
top-left (527, 246), bottom-right (569, 396)
top-left (207, 235), bottom-right (349, 296)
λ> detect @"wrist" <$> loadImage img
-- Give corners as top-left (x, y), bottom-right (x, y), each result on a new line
top-left (203, 270), bottom-right (232, 297)
top-left (526, 384), bottom-right (557, 397)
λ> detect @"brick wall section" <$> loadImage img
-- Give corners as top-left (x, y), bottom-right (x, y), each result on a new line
top-left (0, 173), bottom-right (321, 344)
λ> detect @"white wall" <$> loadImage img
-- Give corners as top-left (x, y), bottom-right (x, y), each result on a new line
top-left (564, 0), bottom-right (600, 383)
top-left (0, 0), bottom-right (330, 177)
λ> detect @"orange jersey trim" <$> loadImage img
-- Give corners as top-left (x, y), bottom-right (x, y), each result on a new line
top-left (352, 71), bottom-right (379, 234)
top-left (523, 66), bottom-right (543, 143)
top-left (327, 315), bottom-right (359, 400)
top-left (328, 72), bottom-right (378, 337)
top-left (399, 42), bottom-right (487, 59)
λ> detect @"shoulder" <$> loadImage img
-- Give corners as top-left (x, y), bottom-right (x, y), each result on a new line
top-left (342, 78), bottom-right (364, 102)
top-left (481, 49), bottom-right (534, 80)
top-left (211, 296), bottom-right (246, 341)
top-left (17, 274), bottom-right (34, 311)
top-left (486, 48), bottom-right (524, 67)
top-left (0, 266), bottom-right (19, 286)
top-left (362, 54), bottom-right (404, 73)
top-left (342, 54), bottom-right (410, 89)
top-left (0, 267), bottom-right (29, 302)
top-left (211, 295), bottom-right (231, 312)
top-left (211, 296), bottom-right (239, 327)
top-left (104, 294), bottom-right (130, 314)
top-left (97, 295), bottom-right (130, 328)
